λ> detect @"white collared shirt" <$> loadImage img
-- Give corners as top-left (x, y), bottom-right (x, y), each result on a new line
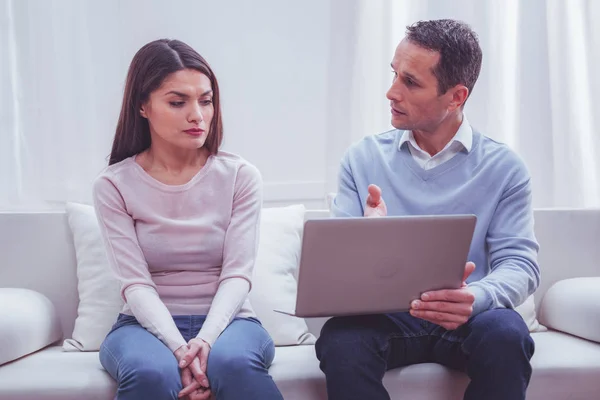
top-left (398, 117), bottom-right (473, 170)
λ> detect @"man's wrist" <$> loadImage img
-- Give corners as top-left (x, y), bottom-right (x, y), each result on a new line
top-left (468, 284), bottom-right (493, 316)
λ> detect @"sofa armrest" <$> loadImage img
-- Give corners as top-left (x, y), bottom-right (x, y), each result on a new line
top-left (539, 277), bottom-right (600, 343)
top-left (0, 288), bottom-right (63, 365)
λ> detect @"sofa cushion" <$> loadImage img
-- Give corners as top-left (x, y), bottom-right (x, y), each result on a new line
top-left (63, 202), bottom-right (315, 349)
top-left (250, 205), bottom-right (316, 345)
top-left (268, 331), bottom-right (600, 400)
top-left (539, 277), bottom-right (600, 343)
top-left (0, 346), bottom-right (115, 400)
top-left (1, 332), bottom-right (599, 400)
top-left (63, 203), bottom-right (124, 351)
top-left (0, 289), bottom-right (62, 366)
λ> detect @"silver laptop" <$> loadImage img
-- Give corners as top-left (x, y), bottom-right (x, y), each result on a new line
top-left (275, 214), bottom-right (477, 318)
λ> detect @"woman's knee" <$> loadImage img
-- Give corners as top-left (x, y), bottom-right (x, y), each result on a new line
top-left (121, 361), bottom-right (181, 399)
top-left (207, 347), bottom-right (259, 381)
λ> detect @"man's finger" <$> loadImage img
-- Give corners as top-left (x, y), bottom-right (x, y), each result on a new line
top-left (367, 184), bottom-right (382, 206)
top-left (411, 300), bottom-right (473, 316)
top-left (462, 261), bottom-right (476, 283)
top-left (409, 309), bottom-right (468, 324)
top-left (421, 288), bottom-right (475, 303)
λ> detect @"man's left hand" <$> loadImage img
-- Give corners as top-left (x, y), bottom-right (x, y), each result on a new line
top-left (409, 262), bottom-right (476, 330)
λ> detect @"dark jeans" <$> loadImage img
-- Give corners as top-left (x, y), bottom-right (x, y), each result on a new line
top-left (99, 314), bottom-right (284, 400)
top-left (315, 309), bottom-right (535, 400)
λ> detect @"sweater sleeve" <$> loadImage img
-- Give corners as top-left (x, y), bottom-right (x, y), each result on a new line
top-left (92, 175), bottom-right (187, 352)
top-left (195, 278), bottom-right (249, 346)
top-left (331, 151), bottom-right (364, 217)
top-left (195, 164), bottom-right (262, 344)
top-left (468, 166), bottom-right (541, 316)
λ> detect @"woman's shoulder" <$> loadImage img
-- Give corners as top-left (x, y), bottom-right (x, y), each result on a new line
top-left (210, 151), bottom-right (261, 180)
top-left (92, 156), bottom-right (137, 191)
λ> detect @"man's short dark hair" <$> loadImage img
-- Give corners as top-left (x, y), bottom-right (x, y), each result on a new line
top-left (406, 19), bottom-right (482, 97)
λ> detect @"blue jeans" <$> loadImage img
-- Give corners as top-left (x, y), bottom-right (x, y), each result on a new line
top-left (315, 309), bottom-right (535, 400)
top-left (99, 314), bottom-right (284, 400)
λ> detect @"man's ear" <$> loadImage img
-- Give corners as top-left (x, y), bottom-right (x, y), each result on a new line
top-left (448, 85), bottom-right (469, 111)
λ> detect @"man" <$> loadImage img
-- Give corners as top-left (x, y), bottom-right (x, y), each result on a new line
top-left (316, 19), bottom-right (540, 400)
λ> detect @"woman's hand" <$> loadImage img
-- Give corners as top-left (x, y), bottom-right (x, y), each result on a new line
top-left (174, 341), bottom-right (211, 399)
top-left (179, 363), bottom-right (211, 400)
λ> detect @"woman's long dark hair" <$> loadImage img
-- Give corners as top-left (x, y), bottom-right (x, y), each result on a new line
top-left (109, 39), bottom-right (223, 165)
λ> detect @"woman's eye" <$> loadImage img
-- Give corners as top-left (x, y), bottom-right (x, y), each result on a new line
top-left (200, 99), bottom-right (213, 106)
top-left (170, 101), bottom-right (185, 107)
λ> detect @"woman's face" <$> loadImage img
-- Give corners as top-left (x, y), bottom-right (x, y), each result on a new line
top-left (140, 68), bottom-right (214, 151)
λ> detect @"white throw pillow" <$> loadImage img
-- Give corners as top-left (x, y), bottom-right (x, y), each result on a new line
top-left (63, 202), bottom-right (123, 351)
top-left (249, 205), bottom-right (316, 345)
top-left (63, 202), bottom-right (315, 350)
top-left (515, 295), bottom-right (546, 332)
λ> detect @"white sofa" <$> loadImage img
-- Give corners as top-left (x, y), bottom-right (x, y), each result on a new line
top-left (1, 208), bottom-right (600, 400)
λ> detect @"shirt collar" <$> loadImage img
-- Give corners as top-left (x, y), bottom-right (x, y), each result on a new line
top-left (398, 115), bottom-right (473, 153)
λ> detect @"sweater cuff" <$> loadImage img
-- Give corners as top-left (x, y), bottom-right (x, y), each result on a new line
top-left (469, 284), bottom-right (494, 317)
top-left (166, 336), bottom-right (188, 354)
top-left (196, 329), bottom-right (218, 348)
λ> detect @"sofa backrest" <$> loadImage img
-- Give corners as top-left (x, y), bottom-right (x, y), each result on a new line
top-left (0, 211), bottom-right (78, 340)
top-left (1, 209), bottom-right (599, 340)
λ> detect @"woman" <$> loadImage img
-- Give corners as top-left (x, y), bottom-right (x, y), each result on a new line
top-left (94, 39), bottom-right (283, 400)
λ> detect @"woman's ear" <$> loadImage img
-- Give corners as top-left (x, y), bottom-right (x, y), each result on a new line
top-left (140, 104), bottom-right (148, 119)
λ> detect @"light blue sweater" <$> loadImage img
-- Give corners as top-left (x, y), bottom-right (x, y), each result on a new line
top-left (332, 129), bottom-right (540, 316)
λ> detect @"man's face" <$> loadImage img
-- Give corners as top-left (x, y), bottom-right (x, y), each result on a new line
top-left (387, 39), bottom-right (456, 132)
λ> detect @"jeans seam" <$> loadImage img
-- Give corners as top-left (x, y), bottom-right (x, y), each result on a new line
top-left (429, 330), bottom-right (466, 344)
top-left (258, 336), bottom-right (274, 359)
top-left (101, 342), bottom-right (120, 372)
top-left (382, 332), bottom-right (429, 354)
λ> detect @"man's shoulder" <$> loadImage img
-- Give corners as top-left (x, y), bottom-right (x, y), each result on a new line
top-left (345, 129), bottom-right (400, 159)
top-left (476, 132), bottom-right (530, 179)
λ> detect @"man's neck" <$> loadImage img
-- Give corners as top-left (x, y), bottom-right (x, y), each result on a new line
top-left (412, 113), bottom-right (463, 156)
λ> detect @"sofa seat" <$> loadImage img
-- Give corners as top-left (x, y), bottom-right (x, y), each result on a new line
top-left (1, 331), bottom-right (599, 400)
top-left (0, 346), bottom-right (115, 400)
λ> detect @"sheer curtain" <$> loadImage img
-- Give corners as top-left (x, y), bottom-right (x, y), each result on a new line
top-left (1, 0), bottom-right (123, 209)
top-left (3, 0), bottom-right (600, 209)
top-left (332, 0), bottom-right (600, 208)
top-left (1, 0), bottom-right (337, 210)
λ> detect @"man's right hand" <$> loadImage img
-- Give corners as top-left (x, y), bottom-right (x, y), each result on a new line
top-left (365, 184), bottom-right (387, 217)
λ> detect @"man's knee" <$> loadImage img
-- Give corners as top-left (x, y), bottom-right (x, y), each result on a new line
top-left (316, 315), bottom-right (386, 362)
top-left (467, 309), bottom-right (534, 359)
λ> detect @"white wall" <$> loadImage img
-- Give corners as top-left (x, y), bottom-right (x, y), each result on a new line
top-left (2, 0), bottom-right (344, 210)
